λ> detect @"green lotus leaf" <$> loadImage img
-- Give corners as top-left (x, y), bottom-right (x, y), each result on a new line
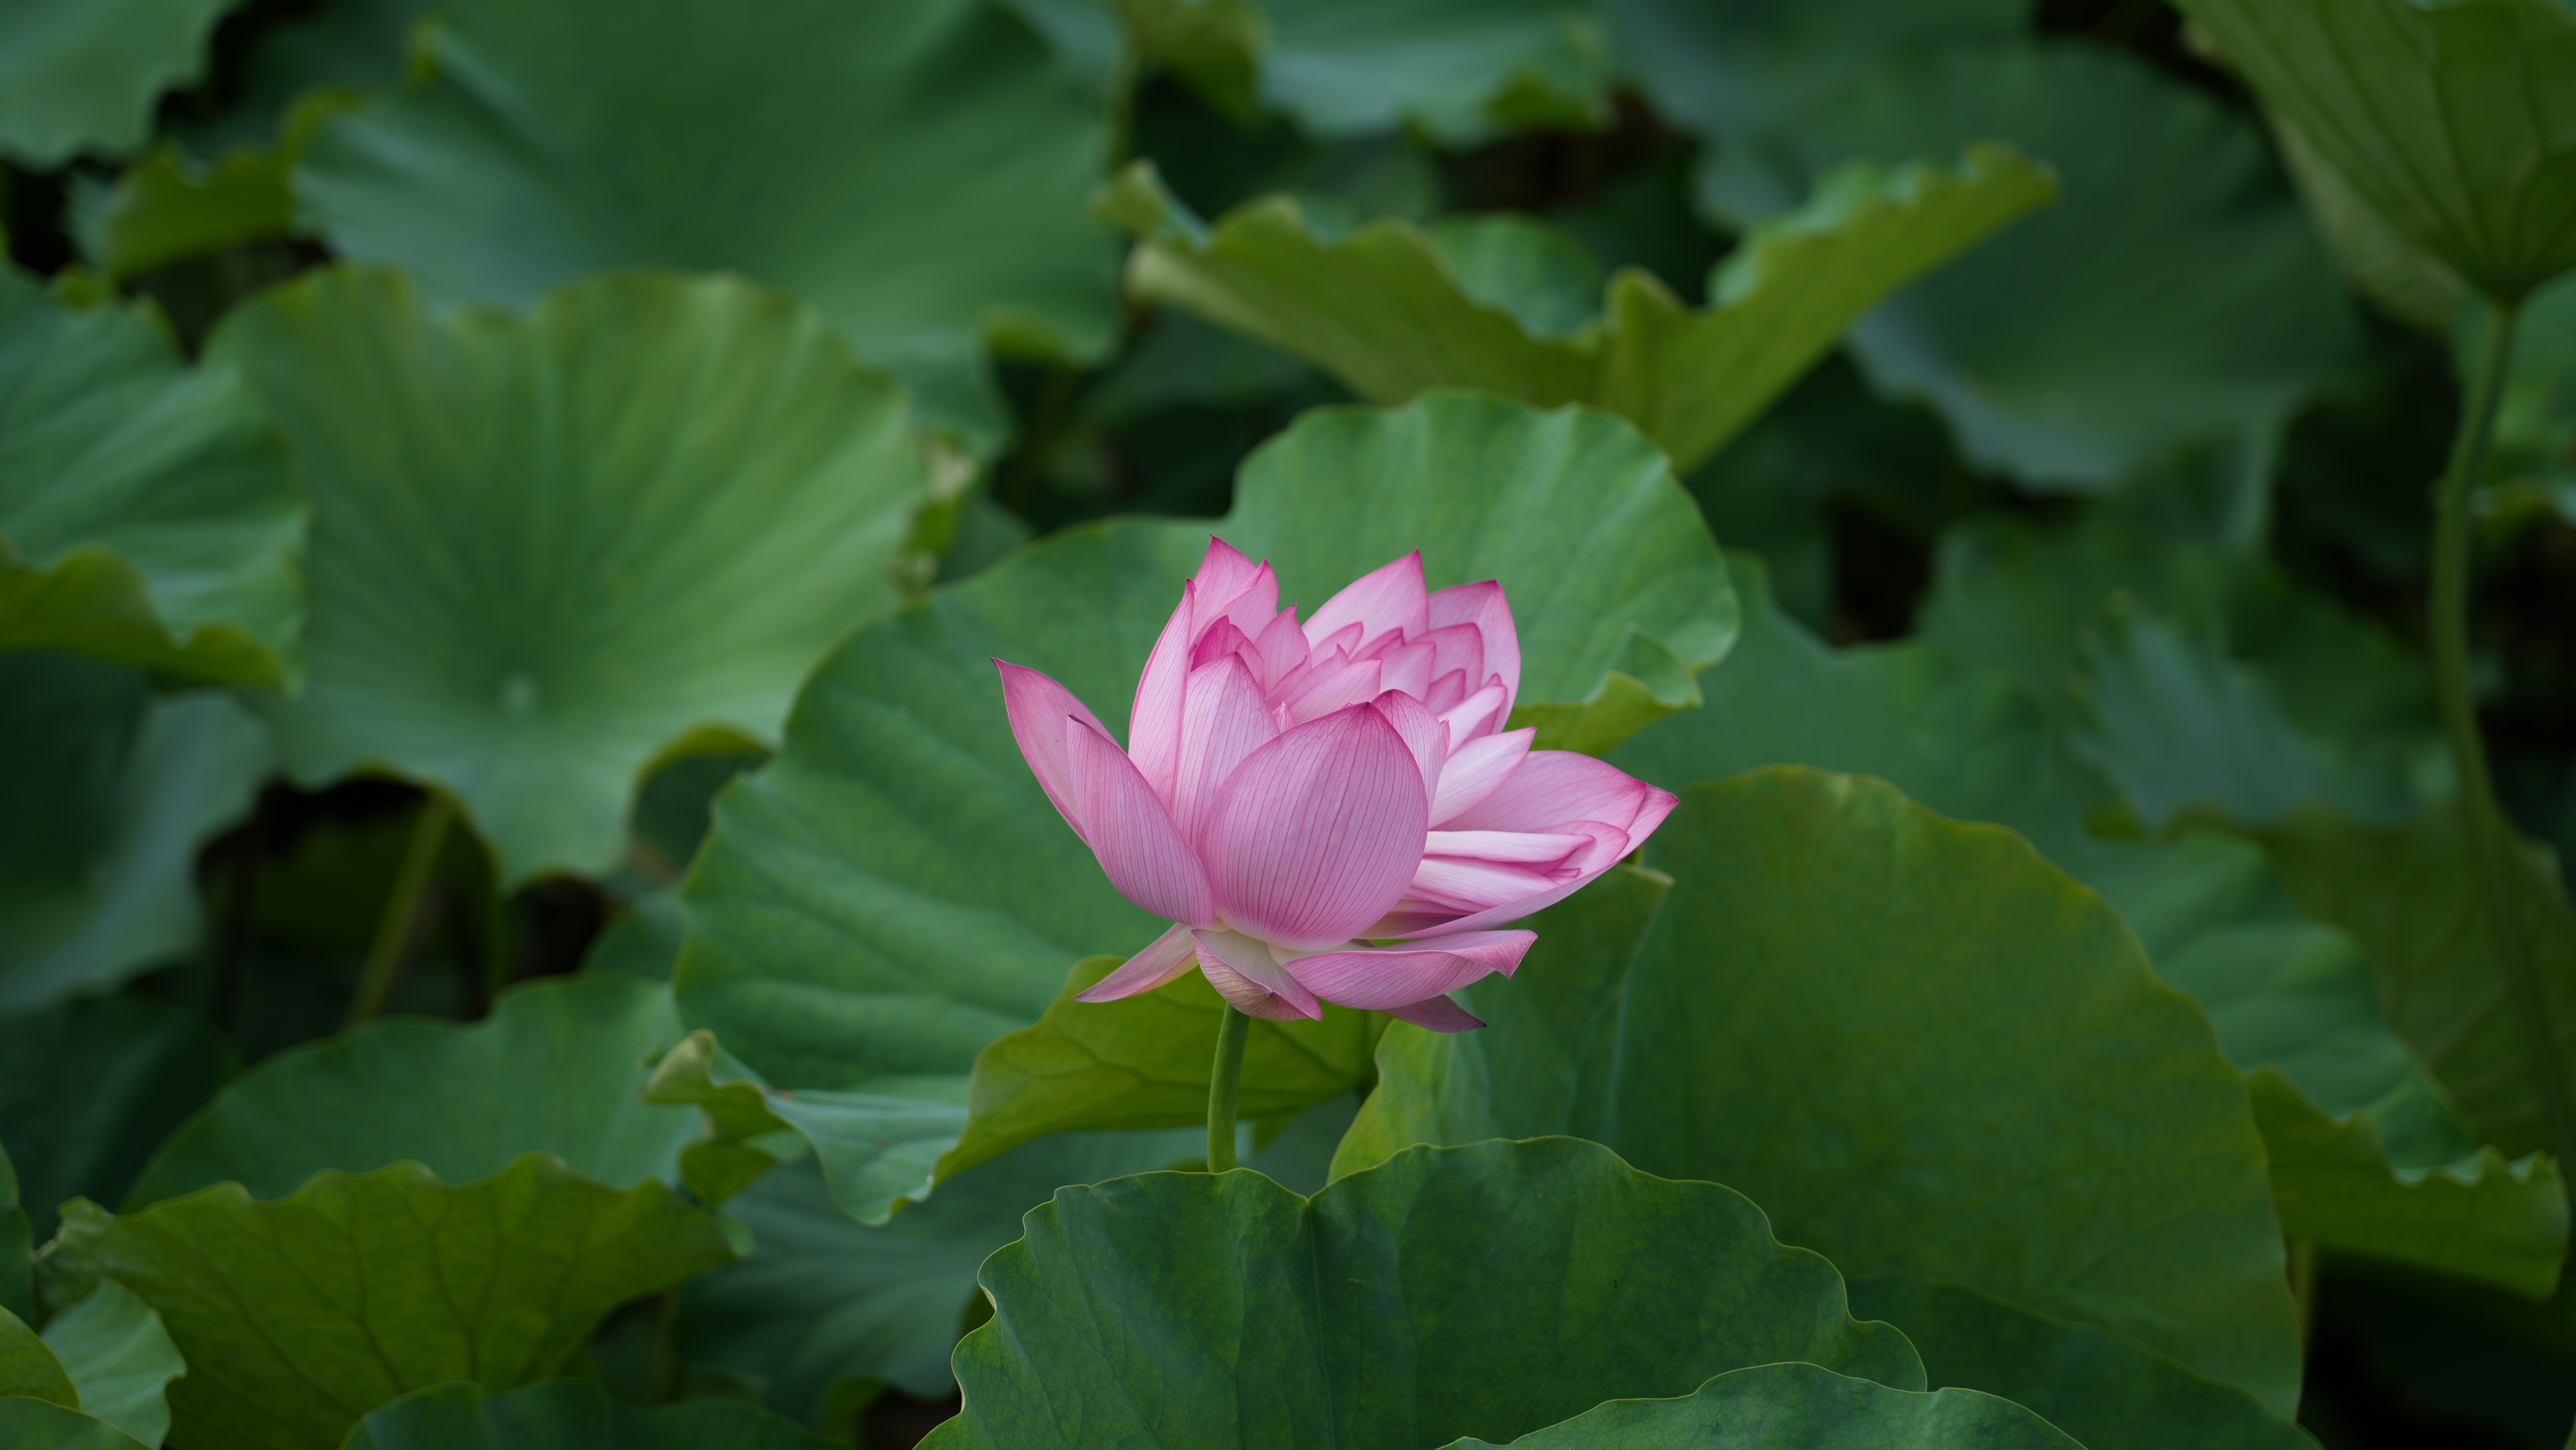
top-left (172, 0), bottom-right (426, 158)
top-left (1335, 771), bottom-right (2305, 1414)
top-left (2270, 114), bottom-right (2473, 332)
top-left (39, 1281), bottom-right (183, 1448)
top-left (204, 267), bottom-right (931, 885)
top-left (342, 1379), bottom-right (839, 1450)
top-left (930, 1139), bottom-right (1924, 1448)
top-left (126, 976), bottom-right (699, 1209)
top-left (1102, 143), bottom-right (2053, 474)
top-left (942, 956), bottom-right (1378, 1186)
top-left (1256, 0), bottom-right (1613, 140)
top-left (37, 1155), bottom-right (737, 1450)
top-left (0, 0), bottom-right (235, 166)
top-left (83, 94), bottom-right (349, 281)
top-left (2251, 1069), bottom-right (2565, 1300)
top-left (1603, 0), bottom-right (2024, 161)
top-left (1446, 1363), bottom-right (2078, 1449)
top-left (2174, 0), bottom-right (2576, 303)
top-left (0, 994), bottom-right (235, 1243)
top-left (1699, 43), bottom-right (2359, 491)
top-left (1621, 560), bottom-right (2569, 1299)
top-left (0, 655), bottom-right (269, 1013)
top-left (0, 1397), bottom-right (151, 1450)
top-left (0, 1307), bottom-right (77, 1409)
top-left (2479, 273), bottom-right (2576, 497)
top-left (2, 1144), bottom-right (30, 1325)
top-left (0, 267), bottom-right (304, 688)
top-left (679, 1126), bottom-right (1201, 1416)
top-left (673, 392), bottom-right (1734, 1222)
top-left (2250, 800), bottom-right (2576, 1171)
top-left (1844, 1275), bottom-right (2312, 1450)
top-left (293, 0), bottom-right (1120, 448)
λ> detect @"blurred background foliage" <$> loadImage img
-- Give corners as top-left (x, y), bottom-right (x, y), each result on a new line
top-left (5, 0), bottom-right (2576, 1444)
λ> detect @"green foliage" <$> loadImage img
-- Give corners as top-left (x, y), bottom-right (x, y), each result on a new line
top-left (207, 267), bottom-right (930, 884)
top-left (0, 1305), bottom-right (79, 1408)
top-left (0, 657), bottom-right (268, 1013)
top-left (673, 391), bottom-right (1734, 1222)
top-left (0, 1397), bottom-right (153, 1450)
top-left (1700, 43), bottom-right (2360, 492)
top-left (2175, 0), bottom-right (2576, 303)
top-left (0, 0), bottom-right (236, 166)
top-left (947, 954), bottom-right (1377, 1181)
top-left (0, 268), bottom-right (305, 688)
top-left (1338, 772), bottom-right (2304, 1414)
top-left (1445, 1364), bottom-right (2080, 1449)
top-left (341, 1379), bottom-right (839, 1450)
top-left (37, 1156), bottom-right (737, 1450)
top-left (1105, 144), bottom-right (2055, 473)
top-left (0, 994), bottom-right (235, 1242)
top-left (293, 0), bottom-right (1121, 447)
top-left (126, 976), bottom-right (698, 1207)
top-left (1, 1143), bottom-right (31, 1326)
top-left (933, 1139), bottom-right (1922, 1448)
top-left (1844, 1276), bottom-right (2312, 1450)
top-left (39, 1281), bottom-right (185, 1447)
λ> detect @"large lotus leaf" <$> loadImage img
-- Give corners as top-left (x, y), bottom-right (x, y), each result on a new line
top-left (2175, 0), bottom-right (2576, 302)
top-left (204, 267), bottom-right (930, 885)
top-left (1450, 1364), bottom-right (2079, 1449)
top-left (0, 1307), bottom-right (76, 1408)
top-left (1919, 515), bottom-right (2444, 813)
top-left (0, 656), bottom-right (269, 1013)
top-left (679, 1126), bottom-right (1201, 1415)
top-left (1103, 146), bottom-right (2054, 474)
top-left (126, 976), bottom-right (698, 1208)
top-left (1602, 0), bottom-right (2024, 159)
top-left (0, 1398), bottom-right (150, 1450)
top-left (929, 1139), bottom-right (1924, 1449)
top-left (2, 1145), bottom-right (29, 1324)
top-left (2251, 1069), bottom-right (2564, 1299)
top-left (673, 391), bottom-right (1735, 1222)
top-left (0, 0), bottom-right (234, 166)
top-left (344, 1380), bottom-right (836, 1450)
top-left (1256, 0), bottom-right (1611, 142)
top-left (0, 268), bottom-right (304, 688)
top-left (941, 956), bottom-right (1379, 1184)
top-left (0, 994), bottom-right (234, 1243)
top-left (1334, 773), bottom-right (2305, 1413)
top-left (2271, 114), bottom-right (2474, 331)
top-left (40, 1281), bottom-right (183, 1448)
top-left (2252, 800), bottom-right (2576, 1171)
top-left (1617, 564), bottom-right (2557, 1294)
top-left (1843, 1276), bottom-right (2313, 1450)
top-left (1701, 43), bottom-right (2359, 491)
top-left (294, 0), bottom-right (1119, 447)
top-left (37, 1156), bottom-right (737, 1450)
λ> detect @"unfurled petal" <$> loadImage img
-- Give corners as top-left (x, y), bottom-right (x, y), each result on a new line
top-left (1417, 623), bottom-right (1484, 700)
top-left (1280, 930), bottom-right (1534, 1010)
top-left (1387, 822), bottom-right (1636, 937)
top-left (1423, 829), bottom-right (1593, 865)
top-left (1423, 668), bottom-right (1471, 715)
top-left (1127, 581), bottom-right (1196, 806)
top-left (1074, 921), bottom-right (1200, 1002)
top-left (1372, 638), bottom-right (1437, 701)
top-left (996, 660), bottom-right (1115, 836)
top-left (1406, 855), bottom-right (1558, 913)
top-left (1189, 618), bottom-right (1255, 671)
top-left (1441, 749), bottom-right (1660, 836)
top-left (1370, 690), bottom-right (1447, 807)
top-left (1194, 548), bottom-right (1279, 644)
top-left (1067, 719), bottom-right (1215, 926)
top-left (1305, 551), bottom-right (1429, 651)
top-left (1426, 580), bottom-right (1518, 715)
top-left (1251, 608), bottom-right (1309, 690)
top-left (1189, 539), bottom-right (1267, 624)
top-left (1194, 928), bottom-right (1321, 1020)
top-left (1201, 704), bottom-right (1429, 951)
top-left (1172, 655), bottom-right (1277, 844)
top-left (1279, 653), bottom-right (1382, 725)
top-left (1385, 994), bottom-right (1485, 1032)
top-left (1429, 728), bottom-right (1533, 826)
top-left (1438, 679), bottom-right (1509, 744)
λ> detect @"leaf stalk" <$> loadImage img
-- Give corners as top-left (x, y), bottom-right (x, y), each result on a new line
top-left (1206, 1001), bottom-right (1250, 1172)
top-left (348, 793), bottom-right (455, 1028)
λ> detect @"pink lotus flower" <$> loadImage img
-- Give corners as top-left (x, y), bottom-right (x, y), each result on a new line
top-left (996, 539), bottom-right (1677, 1032)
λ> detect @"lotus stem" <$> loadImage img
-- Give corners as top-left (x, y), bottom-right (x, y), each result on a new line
top-left (2429, 300), bottom-right (2576, 1173)
top-left (348, 792), bottom-right (454, 1028)
top-left (1206, 1002), bottom-right (1250, 1172)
